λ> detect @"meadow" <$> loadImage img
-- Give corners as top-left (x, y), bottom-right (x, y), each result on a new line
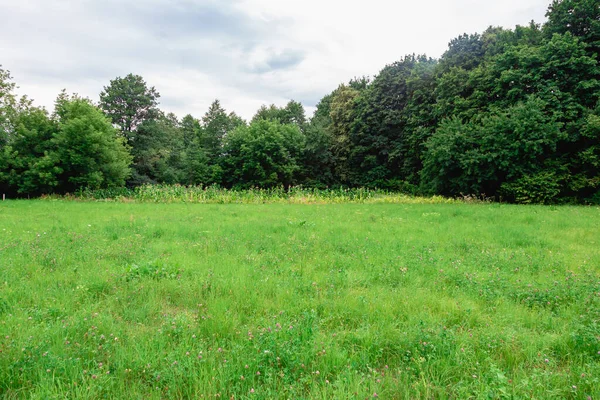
top-left (0, 198), bottom-right (599, 399)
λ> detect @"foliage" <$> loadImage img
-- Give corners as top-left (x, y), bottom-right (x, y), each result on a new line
top-left (1, 94), bottom-right (131, 195)
top-left (99, 74), bottom-right (160, 143)
top-left (3, 0), bottom-right (600, 203)
top-left (221, 119), bottom-right (305, 188)
top-left (422, 97), bottom-right (565, 200)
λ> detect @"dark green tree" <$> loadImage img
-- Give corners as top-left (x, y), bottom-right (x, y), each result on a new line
top-left (222, 119), bottom-right (305, 188)
top-left (99, 74), bottom-right (160, 144)
top-left (545, 0), bottom-right (600, 56)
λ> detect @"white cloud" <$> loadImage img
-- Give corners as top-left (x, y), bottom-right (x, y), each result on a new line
top-left (0, 0), bottom-right (550, 120)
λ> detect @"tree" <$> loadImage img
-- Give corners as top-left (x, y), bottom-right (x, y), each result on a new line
top-left (222, 119), bottom-right (305, 188)
top-left (438, 33), bottom-right (485, 72)
top-left (99, 74), bottom-right (160, 144)
top-left (348, 55), bottom-right (426, 187)
top-left (0, 107), bottom-right (59, 195)
top-left (422, 97), bottom-right (565, 201)
top-left (52, 97), bottom-right (132, 192)
top-left (0, 67), bottom-right (16, 143)
top-left (2, 95), bottom-right (132, 195)
top-left (251, 100), bottom-right (307, 131)
top-left (300, 94), bottom-right (335, 187)
top-left (545, 0), bottom-right (600, 56)
top-left (181, 114), bottom-right (201, 148)
top-left (129, 113), bottom-right (186, 185)
top-left (202, 100), bottom-right (243, 161)
top-left (329, 84), bottom-right (361, 184)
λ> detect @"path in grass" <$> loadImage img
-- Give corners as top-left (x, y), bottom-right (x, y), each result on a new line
top-left (0, 201), bottom-right (599, 398)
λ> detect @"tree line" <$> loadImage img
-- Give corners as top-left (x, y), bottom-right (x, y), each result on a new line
top-left (1, 0), bottom-right (599, 203)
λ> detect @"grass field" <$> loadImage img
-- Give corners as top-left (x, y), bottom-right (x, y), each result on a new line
top-left (0, 200), bottom-right (599, 399)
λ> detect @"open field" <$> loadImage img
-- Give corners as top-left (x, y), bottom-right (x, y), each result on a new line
top-left (0, 200), bottom-right (599, 399)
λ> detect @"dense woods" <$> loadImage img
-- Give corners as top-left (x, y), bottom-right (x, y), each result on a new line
top-left (1, 0), bottom-right (599, 203)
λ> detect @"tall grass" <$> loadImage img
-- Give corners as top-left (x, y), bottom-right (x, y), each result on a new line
top-left (66, 185), bottom-right (457, 204)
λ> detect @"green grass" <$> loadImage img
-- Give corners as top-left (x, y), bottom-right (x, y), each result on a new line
top-left (0, 200), bottom-right (599, 399)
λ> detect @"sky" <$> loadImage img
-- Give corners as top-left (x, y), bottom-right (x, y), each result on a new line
top-left (0, 0), bottom-right (551, 120)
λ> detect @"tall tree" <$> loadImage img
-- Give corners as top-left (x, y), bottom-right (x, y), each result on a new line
top-left (348, 55), bottom-right (423, 187)
top-left (202, 100), bottom-right (233, 161)
top-left (329, 85), bottom-right (361, 184)
top-left (300, 94), bottom-right (335, 187)
top-left (181, 114), bottom-right (201, 148)
top-left (99, 74), bottom-right (160, 144)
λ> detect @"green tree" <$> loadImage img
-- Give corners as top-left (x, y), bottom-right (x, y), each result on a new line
top-left (300, 94), bottom-right (335, 187)
top-left (181, 114), bottom-right (201, 148)
top-left (348, 55), bottom-right (430, 187)
top-left (330, 85), bottom-right (361, 183)
top-left (129, 113), bottom-right (185, 185)
top-left (252, 100), bottom-right (307, 131)
top-left (422, 97), bottom-right (565, 201)
top-left (545, 0), bottom-right (600, 56)
top-left (99, 74), bottom-right (160, 144)
top-left (52, 97), bottom-right (132, 192)
top-left (0, 107), bottom-right (59, 195)
top-left (202, 100), bottom-right (243, 161)
top-left (222, 119), bottom-right (305, 188)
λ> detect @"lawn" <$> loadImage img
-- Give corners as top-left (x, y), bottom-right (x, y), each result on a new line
top-left (0, 200), bottom-right (599, 399)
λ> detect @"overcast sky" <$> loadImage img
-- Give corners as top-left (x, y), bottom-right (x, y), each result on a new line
top-left (1, 0), bottom-right (550, 120)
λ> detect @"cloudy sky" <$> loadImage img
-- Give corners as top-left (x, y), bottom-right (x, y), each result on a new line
top-left (1, 0), bottom-right (550, 120)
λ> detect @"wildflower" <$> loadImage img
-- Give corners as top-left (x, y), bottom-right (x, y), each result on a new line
top-left (250, 388), bottom-right (255, 393)
top-left (92, 375), bottom-right (97, 379)
top-left (373, 393), bottom-right (378, 398)
top-left (315, 370), bottom-right (320, 375)
top-left (256, 371), bottom-right (261, 375)
top-left (544, 359), bottom-right (549, 363)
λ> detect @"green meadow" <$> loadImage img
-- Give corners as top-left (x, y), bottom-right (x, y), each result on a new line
top-left (0, 200), bottom-right (599, 399)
